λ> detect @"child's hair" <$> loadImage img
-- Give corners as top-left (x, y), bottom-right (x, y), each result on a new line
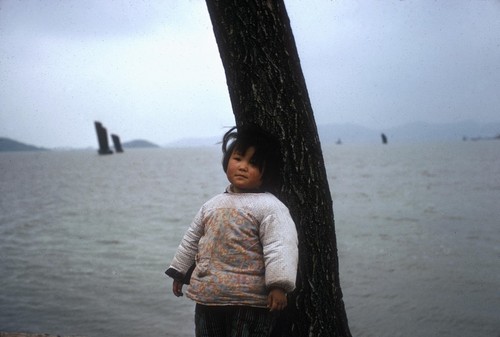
top-left (221, 125), bottom-right (282, 192)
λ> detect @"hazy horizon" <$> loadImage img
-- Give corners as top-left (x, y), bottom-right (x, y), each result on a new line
top-left (2, 119), bottom-right (499, 150)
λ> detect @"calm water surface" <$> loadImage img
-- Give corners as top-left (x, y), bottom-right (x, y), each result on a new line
top-left (0, 142), bottom-right (499, 336)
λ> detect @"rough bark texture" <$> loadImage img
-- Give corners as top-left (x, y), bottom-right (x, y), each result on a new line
top-left (205, 1), bottom-right (351, 336)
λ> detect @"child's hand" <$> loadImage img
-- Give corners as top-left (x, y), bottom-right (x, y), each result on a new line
top-left (172, 279), bottom-right (184, 297)
top-left (267, 288), bottom-right (287, 311)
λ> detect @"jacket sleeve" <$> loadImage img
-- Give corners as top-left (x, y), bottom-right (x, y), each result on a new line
top-left (165, 208), bottom-right (204, 283)
top-left (259, 201), bottom-right (298, 293)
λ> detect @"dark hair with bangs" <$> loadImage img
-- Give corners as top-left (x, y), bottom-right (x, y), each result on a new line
top-left (221, 125), bottom-right (282, 193)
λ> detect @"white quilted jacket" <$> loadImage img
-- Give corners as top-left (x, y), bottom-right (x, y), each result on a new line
top-left (168, 187), bottom-right (298, 307)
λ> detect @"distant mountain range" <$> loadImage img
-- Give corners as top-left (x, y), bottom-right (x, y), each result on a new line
top-left (1, 121), bottom-right (499, 152)
top-left (167, 120), bottom-right (500, 146)
top-left (318, 120), bottom-right (500, 144)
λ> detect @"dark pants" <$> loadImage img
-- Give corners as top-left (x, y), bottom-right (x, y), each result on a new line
top-left (195, 304), bottom-right (276, 337)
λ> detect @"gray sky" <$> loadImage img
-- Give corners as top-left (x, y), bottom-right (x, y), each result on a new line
top-left (1, 1), bottom-right (499, 148)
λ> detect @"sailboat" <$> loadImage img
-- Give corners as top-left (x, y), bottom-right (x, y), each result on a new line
top-left (111, 134), bottom-right (124, 153)
top-left (94, 121), bottom-right (113, 155)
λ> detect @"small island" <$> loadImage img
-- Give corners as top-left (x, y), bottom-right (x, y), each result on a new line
top-left (122, 139), bottom-right (160, 149)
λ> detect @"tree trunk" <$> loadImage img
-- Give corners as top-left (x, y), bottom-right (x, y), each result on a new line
top-left (205, 1), bottom-right (351, 336)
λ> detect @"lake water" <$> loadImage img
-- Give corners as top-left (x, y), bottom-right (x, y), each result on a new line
top-left (0, 142), bottom-right (499, 337)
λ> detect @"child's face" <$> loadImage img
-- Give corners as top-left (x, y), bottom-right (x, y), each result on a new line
top-left (226, 146), bottom-right (263, 192)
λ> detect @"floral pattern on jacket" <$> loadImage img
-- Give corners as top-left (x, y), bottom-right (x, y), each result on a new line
top-left (168, 187), bottom-right (298, 307)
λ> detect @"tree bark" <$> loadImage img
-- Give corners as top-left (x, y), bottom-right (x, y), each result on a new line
top-left (205, 1), bottom-right (351, 336)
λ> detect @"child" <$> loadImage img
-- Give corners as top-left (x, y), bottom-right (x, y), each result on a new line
top-left (165, 125), bottom-right (298, 337)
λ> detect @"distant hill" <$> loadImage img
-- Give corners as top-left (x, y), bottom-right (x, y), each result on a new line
top-left (318, 123), bottom-right (379, 144)
top-left (122, 139), bottom-right (159, 149)
top-left (0, 138), bottom-right (48, 152)
top-left (383, 120), bottom-right (500, 143)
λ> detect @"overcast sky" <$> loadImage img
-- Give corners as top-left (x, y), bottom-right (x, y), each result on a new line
top-left (1, 1), bottom-right (499, 148)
